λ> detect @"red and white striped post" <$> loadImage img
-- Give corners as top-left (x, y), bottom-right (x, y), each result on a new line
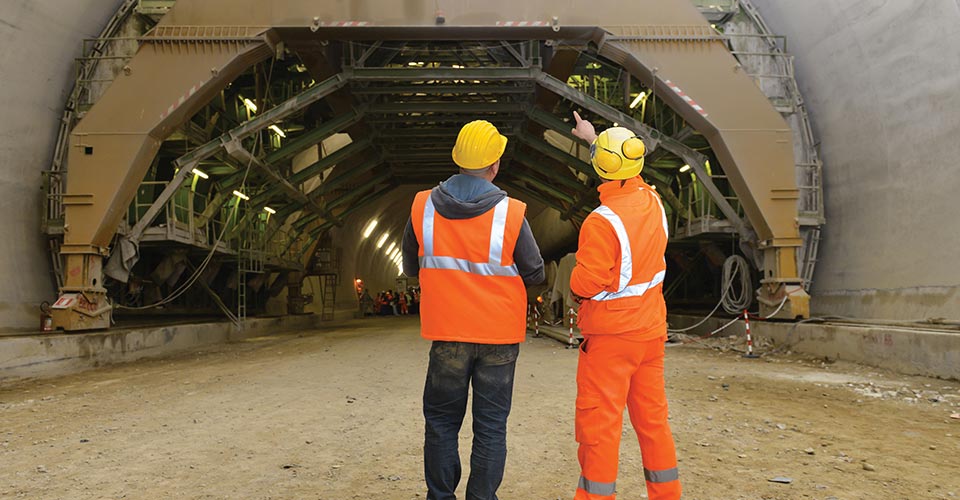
top-left (742, 309), bottom-right (760, 358)
top-left (567, 307), bottom-right (577, 349)
top-left (533, 306), bottom-right (540, 338)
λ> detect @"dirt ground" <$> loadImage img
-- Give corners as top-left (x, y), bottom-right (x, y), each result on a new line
top-left (1, 317), bottom-right (958, 500)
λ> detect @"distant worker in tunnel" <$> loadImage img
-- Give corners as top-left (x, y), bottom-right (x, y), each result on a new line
top-left (568, 111), bottom-right (681, 500)
top-left (402, 119), bottom-right (545, 500)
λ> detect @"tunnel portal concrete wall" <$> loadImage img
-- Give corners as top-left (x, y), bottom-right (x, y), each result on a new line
top-left (751, 0), bottom-right (960, 321)
top-left (0, 0), bottom-right (124, 330)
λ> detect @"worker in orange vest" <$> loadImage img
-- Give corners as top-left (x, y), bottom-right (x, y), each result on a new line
top-left (401, 120), bottom-right (545, 500)
top-left (568, 111), bottom-right (681, 500)
top-left (399, 289), bottom-right (409, 315)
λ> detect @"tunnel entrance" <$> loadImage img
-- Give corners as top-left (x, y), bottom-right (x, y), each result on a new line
top-left (42, 0), bottom-right (822, 330)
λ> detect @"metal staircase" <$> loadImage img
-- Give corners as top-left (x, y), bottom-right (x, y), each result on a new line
top-left (714, 0), bottom-right (825, 290)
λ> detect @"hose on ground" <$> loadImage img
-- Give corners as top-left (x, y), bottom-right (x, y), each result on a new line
top-left (668, 254), bottom-right (753, 334)
top-left (720, 254), bottom-right (753, 315)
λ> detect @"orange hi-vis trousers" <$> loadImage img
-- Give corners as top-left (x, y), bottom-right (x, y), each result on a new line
top-left (574, 334), bottom-right (681, 500)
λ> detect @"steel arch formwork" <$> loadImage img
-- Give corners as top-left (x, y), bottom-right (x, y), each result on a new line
top-left (52, 0), bottom-right (809, 330)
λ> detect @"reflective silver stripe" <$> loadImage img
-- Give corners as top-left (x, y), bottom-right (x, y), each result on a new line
top-left (592, 205), bottom-right (632, 293)
top-left (488, 198), bottom-right (510, 265)
top-left (578, 476), bottom-right (616, 496)
top-left (644, 467), bottom-right (679, 483)
top-left (421, 192), bottom-right (517, 277)
top-left (641, 187), bottom-right (669, 240)
top-left (419, 256), bottom-right (519, 277)
top-left (590, 192), bottom-right (669, 302)
top-left (591, 269), bottom-right (666, 301)
top-left (423, 194), bottom-right (436, 256)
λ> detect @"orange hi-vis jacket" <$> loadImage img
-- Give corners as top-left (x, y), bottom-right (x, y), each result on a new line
top-left (570, 177), bottom-right (669, 339)
top-left (411, 189), bottom-right (528, 344)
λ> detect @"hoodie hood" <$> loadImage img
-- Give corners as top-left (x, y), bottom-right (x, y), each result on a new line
top-left (430, 174), bottom-right (507, 220)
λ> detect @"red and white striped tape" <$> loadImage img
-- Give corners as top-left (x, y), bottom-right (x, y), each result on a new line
top-left (496, 20), bottom-right (548, 26)
top-left (159, 80), bottom-right (206, 121)
top-left (664, 79), bottom-right (709, 118)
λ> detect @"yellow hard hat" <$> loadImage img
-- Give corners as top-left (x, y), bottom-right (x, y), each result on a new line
top-left (590, 127), bottom-right (646, 180)
top-left (452, 120), bottom-right (508, 170)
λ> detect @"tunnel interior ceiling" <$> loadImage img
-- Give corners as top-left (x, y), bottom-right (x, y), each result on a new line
top-left (45, 0), bottom-right (821, 329)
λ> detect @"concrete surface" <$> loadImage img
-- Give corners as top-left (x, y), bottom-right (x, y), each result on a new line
top-left (751, 0), bottom-right (960, 321)
top-left (0, 0), bottom-right (125, 330)
top-left (0, 314), bottom-right (324, 383)
top-left (669, 313), bottom-right (960, 380)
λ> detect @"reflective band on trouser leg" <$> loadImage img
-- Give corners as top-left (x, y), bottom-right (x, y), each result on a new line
top-left (644, 467), bottom-right (679, 483)
top-left (591, 205), bottom-right (631, 291)
top-left (578, 476), bottom-right (616, 497)
top-left (628, 338), bottom-right (681, 500)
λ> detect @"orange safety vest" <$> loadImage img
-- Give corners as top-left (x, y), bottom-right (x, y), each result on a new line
top-left (573, 178), bottom-right (669, 339)
top-left (411, 189), bottom-right (528, 344)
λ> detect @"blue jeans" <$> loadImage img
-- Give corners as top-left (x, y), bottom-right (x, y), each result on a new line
top-left (423, 341), bottom-right (520, 500)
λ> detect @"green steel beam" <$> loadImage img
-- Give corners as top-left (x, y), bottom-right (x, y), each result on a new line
top-left (172, 73), bottom-right (349, 171)
top-left (499, 180), bottom-right (572, 216)
top-left (270, 154), bottom-right (383, 220)
top-left (364, 115), bottom-right (527, 124)
top-left (380, 151), bottom-right (457, 160)
top-left (390, 164), bottom-right (455, 171)
top-left (391, 176), bottom-right (450, 182)
top-left (512, 149), bottom-right (589, 192)
top-left (289, 138), bottom-right (373, 185)
top-left (376, 131), bottom-right (461, 140)
top-left (516, 130), bottom-right (594, 176)
top-left (344, 66), bottom-right (541, 82)
top-left (308, 182), bottom-right (397, 238)
top-left (292, 212), bottom-right (320, 232)
top-left (504, 171), bottom-right (576, 204)
top-left (292, 182), bottom-right (374, 230)
top-left (534, 72), bottom-right (665, 152)
top-left (535, 72), bottom-right (748, 237)
top-left (367, 102), bottom-right (524, 114)
top-left (324, 181), bottom-right (387, 215)
top-left (351, 84), bottom-right (535, 95)
top-left (310, 155), bottom-right (385, 197)
top-left (525, 106), bottom-right (582, 144)
top-left (263, 108), bottom-right (363, 165)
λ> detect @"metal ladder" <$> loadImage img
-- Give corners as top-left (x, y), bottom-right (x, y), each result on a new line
top-left (48, 239), bottom-right (64, 290)
top-left (236, 224), bottom-right (265, 326)
top-left (722, 0), bottom-right (825, 290)
top-left (319, 274), bottom-right (338, 321)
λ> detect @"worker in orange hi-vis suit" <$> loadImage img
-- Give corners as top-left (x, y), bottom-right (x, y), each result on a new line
top-left (568, 111), bottom-right (681, 500)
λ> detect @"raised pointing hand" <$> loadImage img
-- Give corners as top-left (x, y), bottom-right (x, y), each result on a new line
top-left (571, 111), bottom-right (598, 143)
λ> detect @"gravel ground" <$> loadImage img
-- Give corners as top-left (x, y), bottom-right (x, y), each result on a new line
top-left (0, 316), bottom-right (958, 499)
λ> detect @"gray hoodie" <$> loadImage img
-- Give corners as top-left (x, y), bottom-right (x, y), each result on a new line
top-left (402, 174), bottom-right (545, 286)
